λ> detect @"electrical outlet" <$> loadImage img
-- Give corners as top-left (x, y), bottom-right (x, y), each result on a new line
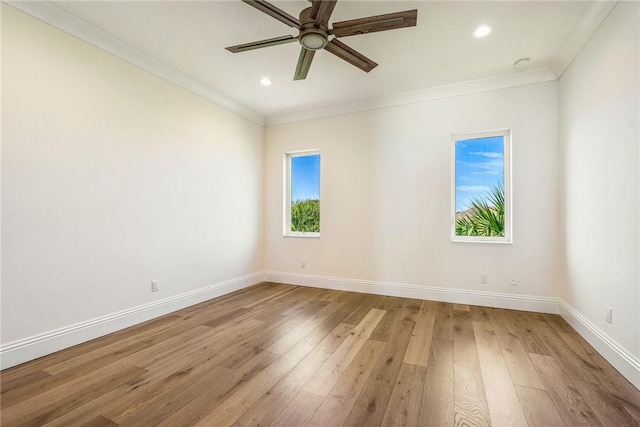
top-left (480, 273), bottom-right (488, 284)
top-left (151, 280), bottom-right (159, 292)
top-left (606, 306), bottom-right (612, 324)
top-left (509, 275), bottom-right (518, 286)
top-left (300, 261), bottom-right (306, 269)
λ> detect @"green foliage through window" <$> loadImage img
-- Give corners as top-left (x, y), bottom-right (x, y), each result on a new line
top-left (291, 199), bottom-right (320, 232)
top-left (455, 184), bottom-right (505, 237)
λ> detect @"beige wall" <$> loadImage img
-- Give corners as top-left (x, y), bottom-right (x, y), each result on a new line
top-left (1, 5), bottom-right (264, 343)
top-left (559, 1), bottom-right (639, 358)
top-left (264, 81), bottom-right (561, 298)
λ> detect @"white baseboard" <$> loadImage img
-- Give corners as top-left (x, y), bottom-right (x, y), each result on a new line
top-left (4, 270), bottom-right (638, 392)
top-left (0, 272), bottom-right (265, 370)
top-left (264, 271), bottom-right (559, 314)
top-left (265, 271), bottom-right (640, 390)
top-left (559, 301), bottom-right (640, 390)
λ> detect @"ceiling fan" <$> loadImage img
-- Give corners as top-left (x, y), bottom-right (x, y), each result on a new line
top-left (226, 0), bottom-right (418, 81)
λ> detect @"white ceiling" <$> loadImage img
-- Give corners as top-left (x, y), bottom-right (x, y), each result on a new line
top-left (10, 1), bottom-right (613, 124)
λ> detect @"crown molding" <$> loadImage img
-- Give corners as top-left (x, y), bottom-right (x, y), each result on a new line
top-left (5, 1), bottom-right (266, 126)
top-left (548, 0), bottom-right (618, 78)
top-left (265, 68), bottom-right (558, 126)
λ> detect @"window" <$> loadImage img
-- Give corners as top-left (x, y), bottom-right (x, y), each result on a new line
top-left (284, 150), bottom-right (321, 236)
top-left (452, 129), bottom-right (511, 243)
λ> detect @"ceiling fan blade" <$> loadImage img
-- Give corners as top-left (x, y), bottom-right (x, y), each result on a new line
top-left (310, 0), bottom-right (337, 27)
top-left (330, 9), bottom-right (417, 38)
top-left (242, 0), bottom-right (302, 28)
top-left (226, 35), bottom-right (297, 53)
top-left (324, 39), bottom-right (377, 73)
top-left (294, 47), bottom-right (316, 81)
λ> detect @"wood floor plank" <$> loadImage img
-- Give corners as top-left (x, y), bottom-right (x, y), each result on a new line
top-left (380, 363), bottom-right (426, 426)
top-left (240, 284), bottom-right (299, 310)
top-left (266, 301), bottom-right (342, 355)
top-left (3, 283), bottom-right (638, 427)
top-left (302, 308), bottom-right (386, 396)
top-left (425, 301), bottom-right (454, 341)
top-left (154, 352), bottom-right (277, 426)
top-left (268, 390), bottom-right (324, 427)
top-left (202, 307), bottom-right (252, 329)
top-left (214, 300), bottom-right (328, 370)
top-left (543, 313), bottom-right (576, 334)
top-left (453, 303), bottom-right (470, 312)
top-left (453, 310), bottom-right (491, 427)
top-left (278, 288), bottom-right (325, 317)
top-left (0, 369), bottom-right (53, 409)
top-left (470, 305), bottom-right (491, 323)
top-left (403, 303), bottom-right (436, 367)
top-left (472, 320), bottom-right (528, 426)
top-left (232, 323), bottom-right (352, 426)
top-left (515, 385), bottom-right (565, 427)
top-left (193, 342), bottom-right (314, 426)
top-left (529, 353), bottom-right (602, 426)
top-left (573, 379), bottom-right (639, 426)
top-left (554, 331), bottom-right (640, 421)
top-left (501, 310), bottom-right (551, 356)
top-left (78, 415), bottom-right (119, 427)
top-left (117, 324), bottom-right (222, 371)
top-left (489, 309), bottom-right (545, 390)
top-left (343, 307), bottom-right (416, 426)
top-left (245, 282), bottom-right (300, 303)
top-left (306, 339), bottom-right (385, 427)
top-left (107, 360), bottom-right (231, 425)
top-left (494, 327), bottom-right (544, 390)
top-left (342, 293), bottom-right (379, 325)
top-left (419, 338), bottom-right (454, 427)
top-left (42, 365), bottom-right (231, 427)
top-left (369, 296), bottom-right (411, 342)
top-left (2, 364), bottom-right (146, 427)
top-left (525, 312), bottom-right (599, 384)
top-left (300, 307), bottom-right (352, 347)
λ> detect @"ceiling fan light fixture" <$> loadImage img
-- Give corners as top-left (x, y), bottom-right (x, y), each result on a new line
top-left (472, 24), bottom-right (493, 39)
top-left (299, 30), bottom-right (327, 51)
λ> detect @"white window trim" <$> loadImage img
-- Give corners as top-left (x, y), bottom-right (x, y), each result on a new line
top-left (451, 129), bottom-right (512, 244)
top-left (283, 149), bottom-right (321, 238)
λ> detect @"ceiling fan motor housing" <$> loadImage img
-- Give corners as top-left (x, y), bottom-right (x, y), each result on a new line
top-left (299, 7), bottom-right (328, 51)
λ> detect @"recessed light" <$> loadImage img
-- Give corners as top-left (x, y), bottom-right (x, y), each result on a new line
top-left (472, 24), bottom-right (493, 39)
top-left (260, 77), bottom-right (272, 86)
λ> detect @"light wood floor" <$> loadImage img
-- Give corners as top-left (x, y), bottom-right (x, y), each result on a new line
top-left (2, 283), bottom-right (640, 426)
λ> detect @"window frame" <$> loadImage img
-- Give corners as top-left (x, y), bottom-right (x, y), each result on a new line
top-left (451, 129), bottom-right (512, 244)
top-left (283, 149), bottom-right (321, 238)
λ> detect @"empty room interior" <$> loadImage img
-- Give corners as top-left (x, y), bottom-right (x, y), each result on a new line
top-left (2, 0), bottom-right (639, 425)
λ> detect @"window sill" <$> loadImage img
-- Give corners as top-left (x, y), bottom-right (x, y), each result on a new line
top-left (451, 238), bottom-right (512, 245)
top-left (283, 233), bottom-right (320, 238)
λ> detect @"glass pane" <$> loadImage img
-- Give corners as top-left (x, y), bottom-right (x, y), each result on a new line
top-left (455, 136), bottom-right (505, 237)
top-left (291, 154), bottom-right (320, 232)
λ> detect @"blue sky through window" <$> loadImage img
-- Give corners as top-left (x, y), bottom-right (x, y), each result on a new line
top-left (455, 136), bottom-right (504, 212)
top-left (291, 154), bottom-right (320, 201)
